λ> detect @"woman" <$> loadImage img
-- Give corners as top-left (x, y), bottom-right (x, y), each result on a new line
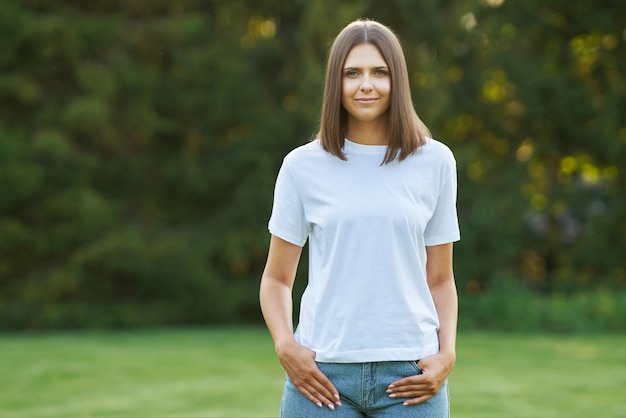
top-left (260, 19), bottom-right (460, 417)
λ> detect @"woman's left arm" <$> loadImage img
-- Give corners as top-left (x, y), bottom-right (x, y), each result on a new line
top-left (425, 242), bottom-right (458, 367)
top-left (387, 242), bottom-right (458, 405)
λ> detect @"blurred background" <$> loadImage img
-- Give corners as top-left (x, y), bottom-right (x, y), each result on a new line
top-left (0, 0), bottom-right (624, 332)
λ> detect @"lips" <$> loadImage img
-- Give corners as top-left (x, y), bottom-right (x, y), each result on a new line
top-left (356, 97), bottom-right (378, 104)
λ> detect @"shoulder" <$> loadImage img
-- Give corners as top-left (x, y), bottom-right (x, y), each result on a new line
top-left (421, 137), bottom-right (456, 162)
top-left (282, 139), bottom-right (337, 171)
top-left (283, 139), bottom-right (326, 163)
top-left (405, 137), bottom-right (456, 169)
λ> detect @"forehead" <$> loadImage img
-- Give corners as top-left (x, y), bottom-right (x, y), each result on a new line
top-left (343, 43), bottom-right (387, 67)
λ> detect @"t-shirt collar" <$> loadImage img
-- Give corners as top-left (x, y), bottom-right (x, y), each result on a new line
top-left (343, 138), bottom-right (388, 155)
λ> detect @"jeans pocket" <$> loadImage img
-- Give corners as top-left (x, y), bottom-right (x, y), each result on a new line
top-left (408, 360), bottom-right (423, 375)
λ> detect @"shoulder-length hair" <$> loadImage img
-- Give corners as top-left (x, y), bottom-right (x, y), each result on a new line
top-left (317, 19), bottom-right (430, 164)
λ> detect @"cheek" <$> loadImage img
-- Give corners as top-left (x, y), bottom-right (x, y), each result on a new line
top-left (340, 84), bottom-right (348, 104)
top-left (377, 79), bottom-right (391, 95)
top-left (342, 79), bottom-right (357, 95)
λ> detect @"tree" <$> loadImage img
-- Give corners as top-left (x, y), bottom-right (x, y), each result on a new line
top-left (0, 0), bottom-right (622, 329)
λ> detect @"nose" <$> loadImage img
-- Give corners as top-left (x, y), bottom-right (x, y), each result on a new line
top-left (360, 74), bottom-right (373, 92)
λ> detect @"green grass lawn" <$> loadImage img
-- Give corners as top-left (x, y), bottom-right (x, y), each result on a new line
top-left (0, 327), bottom-right (623, 417)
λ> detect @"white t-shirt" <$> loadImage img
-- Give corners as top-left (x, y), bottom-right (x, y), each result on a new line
top-left (268, 138), bottom-right (460, 363)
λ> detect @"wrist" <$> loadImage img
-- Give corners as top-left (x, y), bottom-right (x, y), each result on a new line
top-left (274, 336), bottom-right (298, 355)
top-left (438, 349), bottom-right (456, 364)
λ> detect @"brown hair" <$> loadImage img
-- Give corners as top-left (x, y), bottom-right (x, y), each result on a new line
top-left (317, 19), bottom-right (430, 164)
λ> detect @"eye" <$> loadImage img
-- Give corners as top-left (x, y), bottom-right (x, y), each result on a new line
top-left (345, 70), bottom-right (359, 78)
top-left (374, 69), bottom-right (389, 77)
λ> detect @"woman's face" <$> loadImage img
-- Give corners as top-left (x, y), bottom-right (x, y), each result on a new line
top-left (341, 43), bottom-right (391, 126)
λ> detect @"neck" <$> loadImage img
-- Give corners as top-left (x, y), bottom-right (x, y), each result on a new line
top-left (345, 117), bottom-right (388, 145)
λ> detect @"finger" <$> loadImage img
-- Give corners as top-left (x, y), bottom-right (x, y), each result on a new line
top-left (402, 394), bottom-right (433, 406)
top-left (302, 386), bottom-right (339, 410)
top-left (387, 378), bottom-right (439, 400)
top-left (296, 386), bottom-right (325, 408)
top-left (308, 372), bottom-right (341, 408)
top-left (295, 371), bottom-right (341, 409)
top-left (388, 374), bottom-right (426, 390)
top-left (310, 366), bottom-right (340, 396)
top-left (389, 389), bottom-right (429, 400)
top-left (387, 385), bottom-right (432, 398)
top-left (388, 381), bottom-right (438, 396)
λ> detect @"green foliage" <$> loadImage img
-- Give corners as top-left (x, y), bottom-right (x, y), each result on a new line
top-left (418, 0), bottom-right (626, 294)
top-left (460, 284), bottom-right (626, 332)
top-left (0, 0), bottom-right (623, 329)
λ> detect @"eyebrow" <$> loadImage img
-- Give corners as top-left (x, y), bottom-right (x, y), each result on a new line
top-left (343, 66), bottom-right (389, 71)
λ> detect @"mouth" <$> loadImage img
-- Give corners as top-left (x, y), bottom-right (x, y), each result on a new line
top-left (356, 98), bottom-right (378, 104)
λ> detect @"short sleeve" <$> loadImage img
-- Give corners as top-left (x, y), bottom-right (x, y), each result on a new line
top-left (424, 160), bottom-right (461, 246)
top-left (268, 160), bottom-right (309, 246)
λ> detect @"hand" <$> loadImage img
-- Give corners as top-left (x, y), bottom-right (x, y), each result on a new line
top-left (277, 340), bottom-right (342, 410)
top-left (386, 351), bottom-right (455, 406)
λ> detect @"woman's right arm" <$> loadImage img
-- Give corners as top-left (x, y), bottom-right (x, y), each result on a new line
top-left (260, 235), bottom-right (341, 410)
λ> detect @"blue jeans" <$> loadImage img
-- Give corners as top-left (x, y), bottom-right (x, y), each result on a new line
top-left (280, 361), bottom-right (449, 418)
